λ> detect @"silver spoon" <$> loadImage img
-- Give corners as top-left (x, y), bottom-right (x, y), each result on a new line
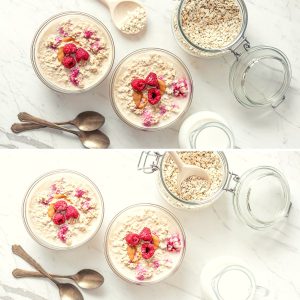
top-left (11, 111), bottom-right (105, 133)
top-left (12, 245), bottom-right (84, 300)
top-left (169, 152), bottom-right (211, 192)
top-left (12, 268), bottom-right (104, 289)
top-left (17, 112), bottom-right (110, 149)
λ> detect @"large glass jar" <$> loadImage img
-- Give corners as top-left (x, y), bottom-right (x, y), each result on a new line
top-left (138, 151), bottom-right (292, 230)
top-left (172, 0), bottom-right (292, 109)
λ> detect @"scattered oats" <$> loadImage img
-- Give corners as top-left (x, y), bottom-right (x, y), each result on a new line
top-left (120, 7), bottom-right (147, 34)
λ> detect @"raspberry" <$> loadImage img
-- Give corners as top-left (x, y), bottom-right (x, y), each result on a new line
top-left (141, 243), bottom-right (155, 259)
top-left (145, 72), bottom-right (159, 86)
top-left (139, 227), bottom-right (153, 242)
top-left (125, 233), bottom-right (140, 246)
top-left (131, 79), bottom-right (146, 92)
top-left (63, 43), bottom-right (77, 55)
top-left (65, 206), bottom-right (79, 220)
top-left (54, 200), bottom-right (68, 212)
top-left (75, 48), bottom-right (90, 62)
top-left (52, 213), bottom-right (66, 225)
top-left (57, 224), bottom-right (68, 242)
top-left (148, 88), bottom-right (161, 105)
top-left (62, 56), bottom-right (76, 69)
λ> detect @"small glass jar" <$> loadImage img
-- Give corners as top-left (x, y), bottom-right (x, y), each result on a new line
top-left (31, 11), bottom-right (115, 94)
top-left (110, 48), bottom-right (193, 131)
top-left (104, 203), bottom-right (186, 285)
top-left (138, 151), bottom-right (292, 230)
top-left (172, 0), bottom-right (292, 109)
top-left (200, 256), bottom-right (269, 300)
top-left (23, 169), bottom-right (104, 250)
top-left (178, 111), bottom-right (235, 149)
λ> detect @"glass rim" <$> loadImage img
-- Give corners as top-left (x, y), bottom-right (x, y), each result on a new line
top-left (177, 0), bottom-right (249, 53)
top-left (159, 151), bottom-right (229, 207)
top-left (109, 47), bottom-right (193, 131)
top-left (23, 169), bottom-right (105, 251)
top-left (104, 203), bottom-right (186, 285)
top-left (30, 11), bottom-right (115, 94)
top-left (233, 166), bottom-right (291, 229)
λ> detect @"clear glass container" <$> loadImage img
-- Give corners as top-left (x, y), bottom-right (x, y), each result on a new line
top-left (31, 11), bottom-right (115, 94)
top-left (172, 0), bottom-right (292, 109)
top-left (110, 48), bottom-right (193, 131)
top-left (104, 203), bottom-right (186, 285)
top-left (138, 151), bottom-right (292, 230)
top-left (23, 169), bottom-right (104, 250)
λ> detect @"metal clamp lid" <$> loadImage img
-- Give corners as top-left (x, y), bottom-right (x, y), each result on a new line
top-left (223, 172), bottom-right (240, 193)
top-left (137, 151), bottom-right (162, 174)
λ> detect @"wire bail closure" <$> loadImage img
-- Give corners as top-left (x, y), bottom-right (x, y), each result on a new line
top-left (223, 172), bottom-right (240, 193)
top-left (230, 37), bottom-right (251, 60)
top-left (137, 151), bottom-right (162, 174)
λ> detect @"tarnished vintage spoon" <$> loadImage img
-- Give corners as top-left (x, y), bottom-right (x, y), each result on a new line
top-left (17, 112), bottom-right (110, 149)
top-left (99, 0), bottom-right (146, 34)
top-left (169, 152), bottom-right (211, 192)
top-left (12, 245), bottom-right (84, 300)
top-left (11, 111), bottom-right (105, 133)
top-left (12, 268), bottom-right (104, 289)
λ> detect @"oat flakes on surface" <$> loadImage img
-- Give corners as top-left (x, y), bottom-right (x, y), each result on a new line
top-left (120, 7), bottom-right (147, 34)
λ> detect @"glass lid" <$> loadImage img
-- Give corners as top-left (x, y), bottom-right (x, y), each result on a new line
top-left (233, 166), bottom-right (292, 229)
top-left (229, 46), bottom-right (292, 108)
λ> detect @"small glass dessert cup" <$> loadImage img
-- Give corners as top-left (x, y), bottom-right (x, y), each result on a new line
top-left (110, 48), bottom-right (193, 131)
top-left (105, 203), bottom-right (186, 284)
top-left (23, 170), bottom-right (104, 250)
top-left (31, 11), bottom-right (115, 93)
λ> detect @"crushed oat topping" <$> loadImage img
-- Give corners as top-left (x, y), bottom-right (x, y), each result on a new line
top-left (28, 177), bottom-right (100, 247)
top-left (114, 53), bottom-right (190, 128)
top-left (162, 152), bottom-right (224, 202)
top-left (37, 18), bottom-right (112, 90)
top-left (108, 208), bottom-right (183, 281)
top-left (120, 7), bottom-right (147, 34)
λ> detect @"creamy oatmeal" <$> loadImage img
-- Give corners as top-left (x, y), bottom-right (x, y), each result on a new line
top-left (111, 49), bottom-right (192, 129)
top-left (24, 171), bottom-right (103, 249)
top-left (161, 152), bottom-right (224, 206)
top-left (32, 13), bottom-right (114, 92)
top-left (106, 205), bottom-right (185, 283)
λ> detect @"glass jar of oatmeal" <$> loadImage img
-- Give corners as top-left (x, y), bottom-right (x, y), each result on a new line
top-left (23, 169), bottom-right (104, 250)
top-left (104, 203), bottom-right (186, 285)
top-left (110, 48), bottom-right (193, 131)
top-left (172, 0), bottom-right (292, 109)
top-left (31, 12), bottom-right (115, 94)
top-left (138, 151), bottom-right (292, 230)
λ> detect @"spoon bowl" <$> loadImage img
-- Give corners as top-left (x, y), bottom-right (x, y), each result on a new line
top-left (69, 111), bottom-right (105, 131)
top-left (58, 283), bottom-right (84, 300)
top-left (79, 130), bottom-right (110, 149)
top-left (74, 269), bottom-right (104, 289)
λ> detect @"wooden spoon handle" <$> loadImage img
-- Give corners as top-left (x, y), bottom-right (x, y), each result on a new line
top-left (18, 112), bottom-right (78, 136)
top-left (12, 245), bottom-right (59, 285)
top-left (169, 152), bottom-right (185, 171)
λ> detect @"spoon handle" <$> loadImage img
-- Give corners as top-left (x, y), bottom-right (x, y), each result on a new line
top-left (12, 268), bottom-right (70, 279)
top-left (12, 245), bottom-right (60, 285)
top-left (169, 152), bottom-right (185, 171)
top-left (11, 123), bottom-right (46, 133)
top-left (18, 112), bottom-right (78, 136)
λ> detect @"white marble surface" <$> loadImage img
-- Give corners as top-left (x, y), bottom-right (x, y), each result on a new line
top-left (0, 150), bottom-right (299, 299)
top-left (0, 0), bottom-right (299, 149)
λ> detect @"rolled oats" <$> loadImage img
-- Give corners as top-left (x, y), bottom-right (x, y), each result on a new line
top-left (120, 7), bottom-right (147, 34)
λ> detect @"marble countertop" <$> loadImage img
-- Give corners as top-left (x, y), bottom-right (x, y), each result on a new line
top-left (0, 150), bottom-right (299, 299)
top-left (0, 0), bottom-right (299, 149)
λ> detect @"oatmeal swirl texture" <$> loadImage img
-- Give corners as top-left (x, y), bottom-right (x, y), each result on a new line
top-left (113, 50), bottom-right (191, 129)
top-left (34, 14), bottom-right (113, 91)
top-left (26, 173), bottom-right (102, 248)
top-left (107, 206), bottom-right (184, 282)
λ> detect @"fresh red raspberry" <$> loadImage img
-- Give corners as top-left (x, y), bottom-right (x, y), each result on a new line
top-left (63, 43), bottom-right (77, 55)
top-left (131, 79), bottom-right (146, 92)
top-left (125, 233), bottom-right (140, 246)
top-left (53, 213), bottom-right (66, 225)
top-left (145, 72), bottom-right (159, 86)
top-left (148, 88), bottom-right (162, 105)
top-left (54, 200), bottom-right (68, 212)
top-left (62, 56), bottom-right (76, 69)
top-left (139, 227), bottom-right (153, 242)
top-left (65, 206), bottom-right (79, 220)
top-left (141, 243), bottom-right (155, 259)
top-left (75, 48), bottom-right (90, 62)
